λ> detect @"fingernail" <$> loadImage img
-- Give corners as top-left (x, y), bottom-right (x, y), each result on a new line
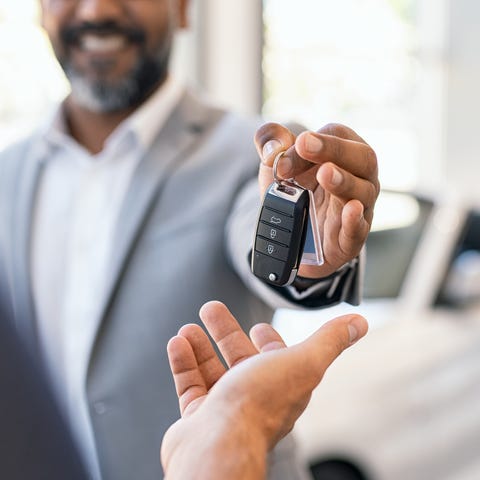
top-left (262, 139), bottom-right (282, 163)
top-left (348, 324), bottom-right (359, 344)
top-left (347, 317), bottom-right (364, 344)
top-left (304, 133), bottom-right (323, 153)
top-left (331, 168), bottom-right (343, 186)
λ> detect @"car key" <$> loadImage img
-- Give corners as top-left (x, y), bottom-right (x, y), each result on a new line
top-left (251, 179), bottom-right (310, 286)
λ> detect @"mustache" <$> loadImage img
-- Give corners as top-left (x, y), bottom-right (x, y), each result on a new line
top-left (61, 21), bottom-right (145, 46)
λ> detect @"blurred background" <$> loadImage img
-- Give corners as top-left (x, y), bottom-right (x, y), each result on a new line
top-left (2, 1), bottom-right (480, 479)
top-left (4, 0), bottom-right (480, 194)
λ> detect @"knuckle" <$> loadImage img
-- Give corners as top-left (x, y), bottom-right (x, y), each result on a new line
top-left (363, 148), bottom-right (379, 180)
top-left (341, 233), bottom-right (362, 256)
top-left (324, 336), bottom-right (347, 359)
top-left (366, 181), bottom-right (378, 206)
top-left (332, 137), bottom-right (345, 161)
top-left (320, 122), bottom-right (349, 138)
top-left (365, 146), bottom-right (378, 168)
top-left (366, 145), bottom-right (378, 162)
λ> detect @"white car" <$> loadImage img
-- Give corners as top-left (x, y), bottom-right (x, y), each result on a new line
top-left (274, 190), bottom-right (480, 480)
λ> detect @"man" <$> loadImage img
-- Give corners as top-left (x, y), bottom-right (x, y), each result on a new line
top-left (161, 301), bottom-right (369, 479)
top-left (0, 1), bottom-right (378, 479)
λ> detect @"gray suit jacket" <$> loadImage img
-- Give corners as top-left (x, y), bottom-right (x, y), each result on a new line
top-left (0, 291), bottom-right (87, 480)
top-left (0, 90), bottom-right (360, 480)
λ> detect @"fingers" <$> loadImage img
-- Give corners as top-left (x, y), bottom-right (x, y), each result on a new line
top-left (296, 314), bottom-right (368, 381)
top-left (317, 122), bottom-right (367, 143)
top-left (199, 301), bottom-right (258, 367)
top-left (295, 130), bottom-right (378, 185)
top-left (338, 200), bottom-right (370, 257)
top-left (254, 122), bottom-right (380, 211)
top-left (249, 323), bottom-right (287, 352)
top-left (324, 198), bottom-right (369, 258)
top-left (167, 335), bottom-right (208, 416)
top-left (177, 323), bottom-right (226, 390)
top-left (316, 163), bottom-right (377, 223)
top-left (254, 122), bottom-right (376, 180)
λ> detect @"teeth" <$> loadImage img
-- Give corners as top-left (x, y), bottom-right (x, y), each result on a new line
top-left (80, 34), bottom-right (127, 53)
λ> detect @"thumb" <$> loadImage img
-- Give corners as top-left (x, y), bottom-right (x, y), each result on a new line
top-left (295, 314), bottom-right (368, 381)
top-left (255, 122), bottom-right (296, 197)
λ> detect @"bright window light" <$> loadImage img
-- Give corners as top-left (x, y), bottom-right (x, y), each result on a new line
top-left (262, 0), bottom-right (438, 191)
top-left (0, 0), bottom-right (68, 148)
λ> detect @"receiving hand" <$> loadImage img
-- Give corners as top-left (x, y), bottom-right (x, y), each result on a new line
top-left (161, 301), bottom-right (368, 480)
top-left (255, 122), bottom-right (380, 279)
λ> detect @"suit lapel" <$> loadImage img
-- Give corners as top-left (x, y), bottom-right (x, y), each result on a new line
top-left (93, 92), bottom-right (211, 338)
top-left (10, 148), bottom-right (44, 354)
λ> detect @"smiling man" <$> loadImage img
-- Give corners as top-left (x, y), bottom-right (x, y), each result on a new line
top-left (41, 0), bottom-right (188, 152)
top-left (0, 1), bottom-right (378, 479)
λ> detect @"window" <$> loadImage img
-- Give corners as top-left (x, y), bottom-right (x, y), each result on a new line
top-left (0, 1), bottom-right (68, 148)
top-left (262, 0), bottom-right (444, 191)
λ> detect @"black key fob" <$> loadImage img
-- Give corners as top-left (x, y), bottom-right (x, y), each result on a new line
top-left (251, 181), bottom-right (310, 286)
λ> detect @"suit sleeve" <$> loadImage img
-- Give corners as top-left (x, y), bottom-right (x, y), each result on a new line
top-left (225, 177), bottom-right (363, 310)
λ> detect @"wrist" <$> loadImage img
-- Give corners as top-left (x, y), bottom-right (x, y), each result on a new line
top-left (209, 417), bottom-right (267, 479)
top-left (163, 406), bottom-right (268, 480)
top-left (296, 258), bottom-right (358, 284)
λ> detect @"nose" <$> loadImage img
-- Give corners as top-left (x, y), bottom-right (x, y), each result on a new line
top-left (74, 0), bottom-right (124, 23)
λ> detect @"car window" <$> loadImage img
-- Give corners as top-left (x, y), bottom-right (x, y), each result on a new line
top-left (435, 210), bottom-right (480, 307)
top-left (364, 191), bottom-right (434, 299)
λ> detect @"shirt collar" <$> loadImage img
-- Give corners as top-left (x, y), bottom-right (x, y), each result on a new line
top-left (38, 75), bottom-right (184, 159)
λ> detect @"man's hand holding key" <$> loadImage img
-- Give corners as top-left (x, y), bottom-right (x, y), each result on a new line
top-left (254, 122), bottom-right (380, 280)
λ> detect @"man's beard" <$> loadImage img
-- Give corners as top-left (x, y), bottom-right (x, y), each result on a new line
top-left (63, 52), bottom-right (169, 113)
top-left (59, 21), bottom-right (171, 113)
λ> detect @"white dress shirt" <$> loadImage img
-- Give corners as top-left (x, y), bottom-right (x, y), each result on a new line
top-left (31, 77), bottom-right (183, 480)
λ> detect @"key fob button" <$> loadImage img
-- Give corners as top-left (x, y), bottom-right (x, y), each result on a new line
top-left (255, 237), bottom-right (289, 262)
top-left (260, 207), bottom-right (294, 231)
top-left (252, 252), bottom-right (295, 285)
top-left (257, 223), bottom-right (291, 245)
